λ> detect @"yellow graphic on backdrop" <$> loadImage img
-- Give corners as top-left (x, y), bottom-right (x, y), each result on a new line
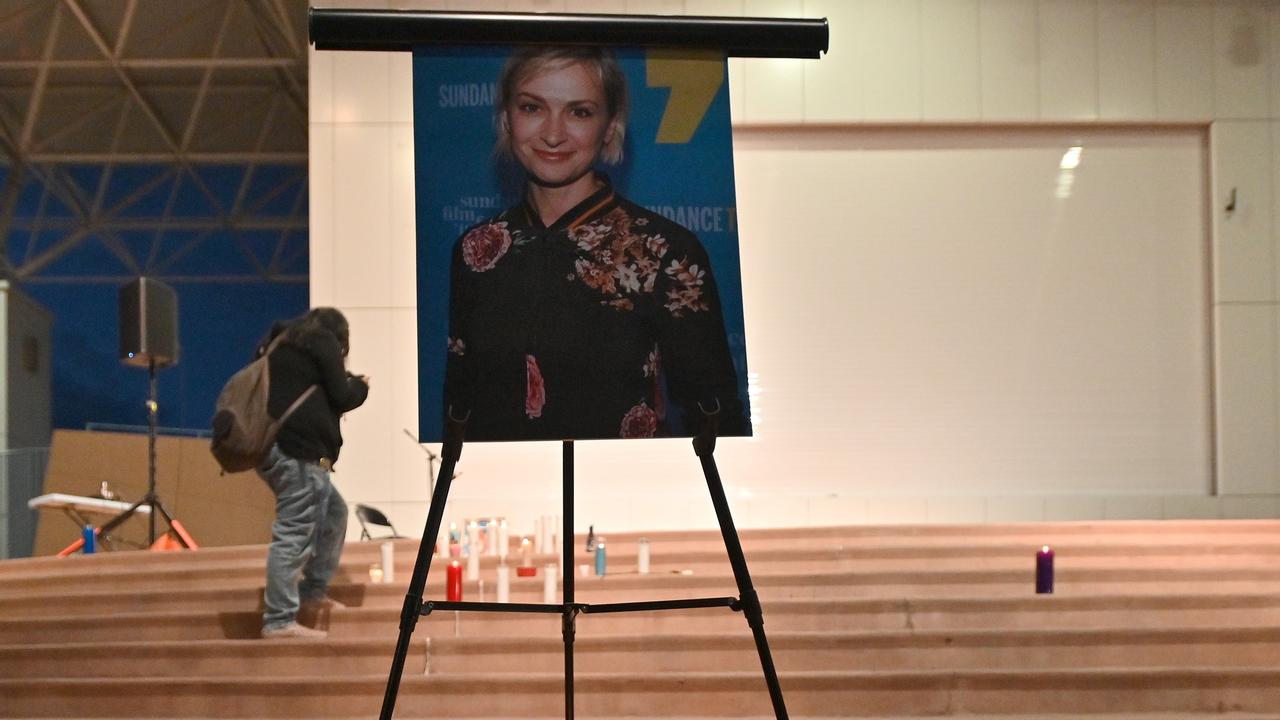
top-left (646, 49), bottom-right (724, 144)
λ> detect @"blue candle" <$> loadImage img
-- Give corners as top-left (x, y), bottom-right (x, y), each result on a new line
top-left (1035, 545), bottom-right (1054, 594)
top-left (594, 538), bottom-right (607, 576)
top-left (82, 525), bottom-right (96, 554)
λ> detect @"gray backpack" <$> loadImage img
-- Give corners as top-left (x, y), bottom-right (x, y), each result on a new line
top-left (210, 335), bottom-right (316, 473)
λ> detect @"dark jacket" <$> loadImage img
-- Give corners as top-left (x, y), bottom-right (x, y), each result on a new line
top-left (443, 180), bottom-right (747, 441)
top-left (259, 324), bottom-right (368, 465)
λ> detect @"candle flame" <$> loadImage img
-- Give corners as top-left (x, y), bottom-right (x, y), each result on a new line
top-left (1041, 545), bottom-right (1050, 553)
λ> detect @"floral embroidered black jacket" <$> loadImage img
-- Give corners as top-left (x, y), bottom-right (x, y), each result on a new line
top-left (443, 180), bottom-right (747, 441)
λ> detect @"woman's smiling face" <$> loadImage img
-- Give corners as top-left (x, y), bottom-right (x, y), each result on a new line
top-left (507, 61), bottom-right (616, 190)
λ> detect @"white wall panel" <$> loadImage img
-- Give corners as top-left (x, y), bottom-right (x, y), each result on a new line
top-left (1214, 304), bottom-right (1278, 495)
top-left (309, 47), bottom-right (334, 125)
top-left (1213, 1), bottom-right (1270, 120)
top-left (1162, 495), bottom-right (1221, 519)
top-left (742, 0), bottom-right (804, 123)
top-left (1044, 497), bottom-right (1106, 521)
top-left (389, 53), bottom-right (415, 125)
top-left (921, 0), bottom-right (981, 121)
top-left (562, 0), bottom-right (620, 11)
top-left (625, 0), bottom-right (683, 12)
top-left (1103, 497), bottom-right (1164, 520)
top-left (979, 0), bottom-right (1039, 120)
top-left (308, 124), bottom-right (336, 306)
top-left (1212, 121), bottom-right (1274, 303)
top-left (1038, 0), bottom-right (1097, 120)
top-left (1155, 0), bottom-right (1214, 121)
top-left (1223, 494), bottom-right (1280, 518)
top-left (333, 125), bottom-right (393, 308)
top-left (859, 0), bottom-right (921, 122)
top-left (985, 497), bottom-right (1046, 522)
top-left (1098, 0), bottom-right (1156, 120)
top-left (333, 51), bottom-right (392, 124)
top-left (334, 308), bottom-right (396, 509)
top-left (389, 125), bottom-right (418, 308)
top-left (802, 0), bottom-right (862, 122)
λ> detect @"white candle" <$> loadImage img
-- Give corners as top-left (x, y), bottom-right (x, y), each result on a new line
top-left (637, 537), bottom-right (650, 575)
top-left (544, 516), bottom-right (557, 556)
top-left (534, 516), bottom-right (545, 554)
top-left (380, 541), bottom-right (395, 584)
top-left (496, 564), bottom-right (510, 603)
top-left (466, 521), bottom-right (479, 557)
top-left (542, 563), bottom-right (557, 603)
top-left (466, 546), bottom-right (480, 581)
top-left (488, 518), bottom-right (500, 556)
top-left (498, 520), bottom-right (509, 560)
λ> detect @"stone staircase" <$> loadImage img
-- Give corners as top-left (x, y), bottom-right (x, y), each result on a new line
top-left (1, 520), bottom-right (1279, 718)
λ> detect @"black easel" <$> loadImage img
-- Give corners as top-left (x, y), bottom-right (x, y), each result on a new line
top-left (378, 415), bottom-right (788, 719)
top-left (92, 358), bottom-right (193, 551)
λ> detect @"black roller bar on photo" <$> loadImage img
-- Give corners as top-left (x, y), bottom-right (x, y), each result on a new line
top-left (308, 8), bottom-right (828, 59)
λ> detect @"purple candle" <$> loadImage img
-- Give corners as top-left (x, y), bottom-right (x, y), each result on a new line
top-left (1035, 545), bottom-right (1054, 594)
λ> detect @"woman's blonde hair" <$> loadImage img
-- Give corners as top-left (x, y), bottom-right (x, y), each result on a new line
top-left (494, 46), bottom-right (629, 165)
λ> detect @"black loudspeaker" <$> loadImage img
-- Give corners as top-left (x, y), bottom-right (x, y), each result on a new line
top-left (119, 277), bottom-right (179, 369)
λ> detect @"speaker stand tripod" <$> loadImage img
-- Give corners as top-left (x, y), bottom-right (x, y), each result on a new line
top-left (67, 358), bottom-right (195, 553)
top-left (378, 417), bottom-right (788, 719)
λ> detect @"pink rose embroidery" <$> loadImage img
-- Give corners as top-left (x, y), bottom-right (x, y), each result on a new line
top-left (525, 354), bottom-right (545, 419)
top-left (462, 222), bottom-right (512, 272)
top-left (619, 402), bottom-right (658, 438)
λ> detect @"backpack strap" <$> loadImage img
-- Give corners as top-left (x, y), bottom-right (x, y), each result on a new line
top-left (279, 385), bottom-right (318, 424)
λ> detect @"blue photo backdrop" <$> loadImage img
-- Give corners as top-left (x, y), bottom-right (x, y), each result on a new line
top-left (413, 45), bottom-right (750, 442)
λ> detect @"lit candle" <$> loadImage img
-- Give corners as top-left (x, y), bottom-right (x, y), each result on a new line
top-left (368, 565), bottom-right (383, 584)
top-left (637, 537), bottom-right (650, 575)
top-left (496, 564), bottom-right (510, 603)
top-left (498, 519), bottom-right (509, 560)
top-left (543, 563), bottom-right (557, 603)
top-left (466, 545), bottom-right (480, 581)
top-left (380, 541), bottom-right (395, 585)
top-left (1035, 545), bottom-right (1055, 594)
top-left (520, 536), bottom-right (532, 567)
top-left (446, 560), bottom-right (462, 602)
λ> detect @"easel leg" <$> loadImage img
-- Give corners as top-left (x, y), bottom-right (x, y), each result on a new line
top-left (379, 422), bottom-right (465, 720)
top-left (694, 431), bottom-right (790, 720)
top-left (561, 440), bottom-right (575, 720)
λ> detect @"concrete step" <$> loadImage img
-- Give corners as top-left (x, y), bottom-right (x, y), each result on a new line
top-left (7, 626), bottom-right (1280, 679)
top-left (2, 668), bottom-right (1279, 717)
top-left (8, 558), bottom-right (1280, 609)
top-left (6, 592), bottom-right (1280, 646)
top-left (0, 638), bottom-right (425, 678)
top-left (426, 626), bottom-right (1280, 674)
top-left (8, 519), bottom-right (1280, 585)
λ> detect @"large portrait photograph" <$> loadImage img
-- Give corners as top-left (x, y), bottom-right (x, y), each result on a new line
top-left (414, 44), bottom-right (752, 443)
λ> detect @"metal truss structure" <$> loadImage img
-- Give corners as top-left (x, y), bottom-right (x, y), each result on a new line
top-left (0, 0), bottom-right (308, 285)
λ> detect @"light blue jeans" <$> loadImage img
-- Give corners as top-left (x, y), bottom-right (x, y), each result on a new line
top-left (257, 445), bottom-right (347, 631)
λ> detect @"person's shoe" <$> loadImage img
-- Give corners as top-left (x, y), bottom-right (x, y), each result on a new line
top-left (300, 595), bottom-right (347, 611)
top-left (261, 622), bottom-right (327, 640)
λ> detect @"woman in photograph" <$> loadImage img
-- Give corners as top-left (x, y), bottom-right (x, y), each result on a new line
top-left (443, 46), bottom-right (746, 442)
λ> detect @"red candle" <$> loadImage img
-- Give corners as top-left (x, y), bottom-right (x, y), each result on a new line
top-left (446, 560), bottom-right (463, 601)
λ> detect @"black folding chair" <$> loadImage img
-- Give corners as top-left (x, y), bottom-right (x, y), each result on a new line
top-left (355, 504), bottom-right (403, 541)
